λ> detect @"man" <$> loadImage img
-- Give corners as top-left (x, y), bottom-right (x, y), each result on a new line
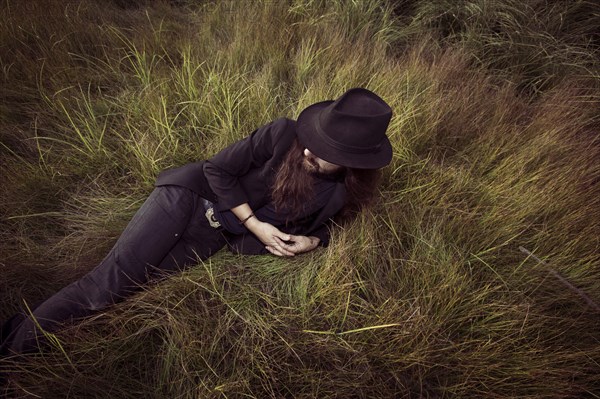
top-left (0, 87), bottom-right (393, 356)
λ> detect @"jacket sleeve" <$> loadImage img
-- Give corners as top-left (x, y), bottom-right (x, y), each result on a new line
top-left (203, 118), bottom-right (294, 210)
top-left (309, 224), bottom-right (332, 247)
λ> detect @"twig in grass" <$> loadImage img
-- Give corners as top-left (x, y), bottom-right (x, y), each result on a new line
top-left (519, 246), bottom-right (600, 312)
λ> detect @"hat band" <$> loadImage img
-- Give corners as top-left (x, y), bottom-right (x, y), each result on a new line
top-left (315, 117), bottom-right (382, 155)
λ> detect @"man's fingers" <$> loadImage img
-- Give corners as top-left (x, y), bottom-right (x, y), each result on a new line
top-left (270, 238), bottom-right (296, 256)
top-left (275, 244), bottom-right (295, 256)
top-left (266, 235), bottom-right (317, 256)
top-left (265, 246), bottom-right (278, 256)
top-left (266, 246), bottom-right (293, 257)
top-left (273, 237), bottom-right (296, 250)
top-left (273, 231), bottom-right (291, 242)
top-left (280, 235), bottom-right (311, 253)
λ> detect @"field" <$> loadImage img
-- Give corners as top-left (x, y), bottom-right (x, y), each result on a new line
top-left (1, 0), bottom-right (599, 397)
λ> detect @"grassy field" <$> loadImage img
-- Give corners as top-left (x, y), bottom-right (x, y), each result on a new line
top-left (1, 0), bottom-right (599, 397)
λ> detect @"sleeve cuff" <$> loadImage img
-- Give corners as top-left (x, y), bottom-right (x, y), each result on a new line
top-left (310, 225), bottom-right (331, 247)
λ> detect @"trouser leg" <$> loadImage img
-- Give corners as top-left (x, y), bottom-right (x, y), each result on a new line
top-left (1, 186), bottom-right (226, 355)
top-left (156, 198), bottom-right (228, 272)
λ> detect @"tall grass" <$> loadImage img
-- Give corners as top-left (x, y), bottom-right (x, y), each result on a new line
top-left (1, 0), bottom-right (599, 397)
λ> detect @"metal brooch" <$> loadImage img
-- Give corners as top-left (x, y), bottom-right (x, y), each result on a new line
top-left (205, 207), bottom-right (221, 228)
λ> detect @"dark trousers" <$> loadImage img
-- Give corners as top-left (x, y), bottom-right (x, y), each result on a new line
top-left (1, 186), bottom-right (228, 355)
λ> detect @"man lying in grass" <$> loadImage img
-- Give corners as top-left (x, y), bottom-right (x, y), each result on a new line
top-left (0, 88), bottom-right (392, 356)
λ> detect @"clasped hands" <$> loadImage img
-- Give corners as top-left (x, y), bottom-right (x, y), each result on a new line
top-left (247, 219), bottom-right (320, 257)
top-left (231, 203), bottom-right (320, 257)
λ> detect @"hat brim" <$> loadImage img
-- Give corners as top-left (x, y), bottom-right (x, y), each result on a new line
top-left (296, 101), bottom-right (393, 169)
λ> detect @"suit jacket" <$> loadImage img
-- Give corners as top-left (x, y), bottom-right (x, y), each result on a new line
top-left (155, 118), bottom-right (347, 254)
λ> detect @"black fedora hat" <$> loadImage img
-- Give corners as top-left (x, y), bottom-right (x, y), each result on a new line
top-left (297, 88), bottom-right (393, 169)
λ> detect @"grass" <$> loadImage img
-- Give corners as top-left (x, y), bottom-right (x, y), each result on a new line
top-left (1, 0), bottom-right (599, 397)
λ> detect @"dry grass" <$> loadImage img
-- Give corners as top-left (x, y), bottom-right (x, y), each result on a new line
top-left (1, 0), bottom-right (599, 397)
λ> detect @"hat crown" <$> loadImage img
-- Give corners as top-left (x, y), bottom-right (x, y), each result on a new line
top-left (317, 88), bottom-right (392, 153)
top-left (296, 87), bottom-right (393, 169)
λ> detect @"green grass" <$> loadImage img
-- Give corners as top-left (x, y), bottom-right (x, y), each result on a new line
top-left (1, 0), bottom-right (599, 397)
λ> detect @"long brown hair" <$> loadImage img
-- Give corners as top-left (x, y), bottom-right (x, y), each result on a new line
top-left (271, 139), bottom-right (382, 222)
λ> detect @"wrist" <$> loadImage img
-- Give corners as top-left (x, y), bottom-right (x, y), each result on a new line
top-left (239, 213), bottom-right (255, 225)
top-left (243, 215), bottom-right (261, 231)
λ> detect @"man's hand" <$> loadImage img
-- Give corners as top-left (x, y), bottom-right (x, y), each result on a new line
top-left (265, 234), bottom-right (320, 257)
top-left (245, 219), bottom-right (296, 256)
top-left (229, 203), bottom-right (320, 257)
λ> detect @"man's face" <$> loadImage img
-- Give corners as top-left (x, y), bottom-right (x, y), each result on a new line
top-left (303, 148), bottom-right (344, 175)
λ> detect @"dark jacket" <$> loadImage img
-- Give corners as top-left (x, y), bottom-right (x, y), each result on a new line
top-left (155, 118), bottom-right (346, 254)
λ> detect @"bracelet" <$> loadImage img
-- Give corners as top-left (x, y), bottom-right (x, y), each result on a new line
top-left (239, 213), bottom-right (255, 225)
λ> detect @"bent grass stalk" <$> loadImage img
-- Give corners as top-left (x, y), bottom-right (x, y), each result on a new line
top-left (303, 323), bottom-right (401, 336)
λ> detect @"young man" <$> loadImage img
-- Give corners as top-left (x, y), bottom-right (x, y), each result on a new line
top-left (0, 87), bottom-right (393, 355)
